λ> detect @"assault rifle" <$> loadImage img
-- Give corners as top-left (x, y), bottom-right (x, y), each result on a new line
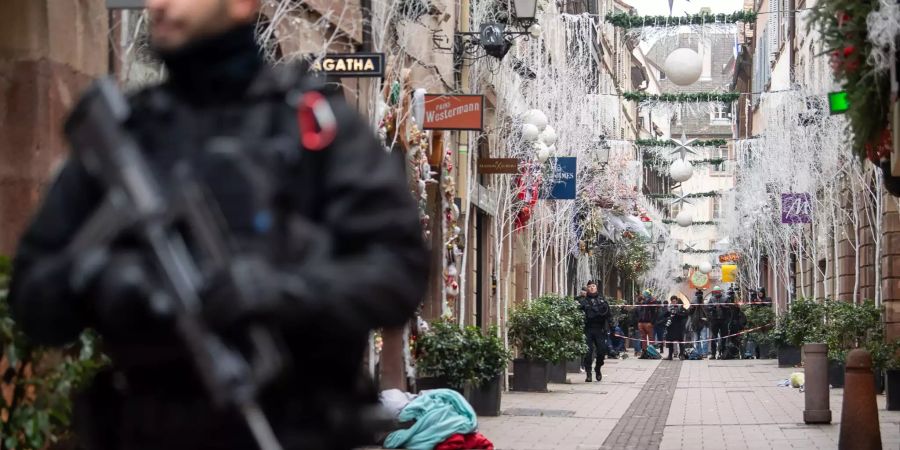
top-left (64, 78), bottom-right (285, 450)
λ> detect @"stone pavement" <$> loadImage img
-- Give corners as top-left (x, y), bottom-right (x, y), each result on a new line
top-left (477, 358), bottom-right (900, 450)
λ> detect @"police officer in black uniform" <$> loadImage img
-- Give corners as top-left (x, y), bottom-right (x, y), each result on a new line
top-left (707, 286), bottom-right (727, 359)
top-left (577, 280), bottom-right (610, 382)
top-left (7, 0), bottom-right (428, 449)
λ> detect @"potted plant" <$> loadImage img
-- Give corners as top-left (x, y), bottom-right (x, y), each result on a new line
top-left (509, 296), bottom-right (587, 391)
top-left (823, 300), bottom-right (899, 391)
top-left (743, 304), bottom-right (776, 359)
top-left (775, 298), bottom-right (825, 368)
top-left (547, 297), bottom-right (589, 384)
top-left (414, 319), bottom-right (471, 394)
top-left (465, 326), bottom-right (511, 416)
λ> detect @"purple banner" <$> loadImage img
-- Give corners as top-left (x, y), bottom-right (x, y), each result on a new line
top-left (781, 193), bottom-right (812, 224)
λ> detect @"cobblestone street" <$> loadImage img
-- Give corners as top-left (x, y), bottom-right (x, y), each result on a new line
top-left (478, 359), bottom-right (900, 450)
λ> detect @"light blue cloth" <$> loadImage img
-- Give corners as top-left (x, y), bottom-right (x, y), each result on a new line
top-left (383, 388), bottom-right (477, 450)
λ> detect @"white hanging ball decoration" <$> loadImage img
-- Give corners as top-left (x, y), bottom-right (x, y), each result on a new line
top-left (522, 123), bottom-right (540, 142)
top-left (675, 209), bottom-right (693, 227)
top-left (528, 24), bottom-right (542, 38)
top-left (698, 261), bottom-right (713, 274)
top-left (540, 126), bottom-right (558, 146)
top-left (669, 158), bottom-right (694, 182)
top-left (536, 141), bottom-right (551, 163)
top-left (523, 109), bottom-right (548, 131)
top-left (664, 48), bottom-right (703, 86)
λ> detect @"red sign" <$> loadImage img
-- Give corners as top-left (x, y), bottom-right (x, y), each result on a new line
top-left (423, 94), bottom-right (484, 130)
top-left (719, 252), bottom-right (740, 263)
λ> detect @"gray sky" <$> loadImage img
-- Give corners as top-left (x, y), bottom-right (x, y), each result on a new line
top-left (625, 0), bottom-right (746, 15)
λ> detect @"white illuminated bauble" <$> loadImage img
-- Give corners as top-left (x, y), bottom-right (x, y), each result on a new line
top-left (669, 158), bottom-right (694, 182)
top-left (676, 209), bottom-right (693, 227)
top-left (529, 24), bottom-right (542, 38)
top-left (698, 261), bottom-right (713, 274)
top-left (536, 141), bottom-right (552, 162)
top-left (522, 123), bottom-right (540, 142)
top-left (664, 48), bottom-right (703, 86)
top-left (523, 109), bottom-right (548, 131)
top-left (540, 126), bottom-right (558, 146)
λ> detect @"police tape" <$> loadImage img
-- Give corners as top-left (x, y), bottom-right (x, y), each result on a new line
top-left (611, 301), bottom-right (773, 308)
top-left (611, 323), bottom-right (774, 345)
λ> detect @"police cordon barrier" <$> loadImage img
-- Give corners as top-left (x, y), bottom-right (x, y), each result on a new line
top-left (611, 323), bottom-right (774, 345)
top-left (612, 301), bottom-right (773, 308)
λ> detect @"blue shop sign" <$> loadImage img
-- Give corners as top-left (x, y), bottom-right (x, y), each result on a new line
top-left (542, 157), bottom-right (577, 200)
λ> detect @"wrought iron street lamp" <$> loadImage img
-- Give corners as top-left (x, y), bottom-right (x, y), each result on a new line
top-left (512, 0), bottom-right (539, 28)
top-left (453, 0), bottom-right (540, 60)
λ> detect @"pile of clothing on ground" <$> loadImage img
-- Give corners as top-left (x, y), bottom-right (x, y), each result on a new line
top-left (378, 388), bottom-right (494, 450)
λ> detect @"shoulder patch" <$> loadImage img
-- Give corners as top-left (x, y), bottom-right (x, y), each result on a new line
top-left (296, 90), bottom-right (337, 152)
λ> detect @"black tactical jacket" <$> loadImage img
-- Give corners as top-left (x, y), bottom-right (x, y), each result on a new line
top-left (7, 25), bottom-right (428, 450)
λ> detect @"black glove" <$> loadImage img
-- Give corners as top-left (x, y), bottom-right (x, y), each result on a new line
top-left (88, 250), bottom-right (173, 337)
top-left (203, 255), bottom-right (284, 331)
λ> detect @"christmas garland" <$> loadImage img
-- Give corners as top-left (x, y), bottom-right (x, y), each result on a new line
top-left (624, 92), bottom-right (741, 103)
top-left (643, 157), bottom-right (727, 167)
top-left (662, 219), bottom-right (719, 226)
top-left (679, 249), bottom-right (719, 254)
top-left (809, 1), bottom-right (891, 161)
top-left (647, 191), bottom-right (722, 199)
top-left (636, 139), bottom-right (728, 148)
top-left (604, 11), bottom-right (758, 29)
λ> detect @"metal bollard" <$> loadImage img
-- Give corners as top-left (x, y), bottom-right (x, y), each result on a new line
top-left (803, 343), bottom-right (831, 423)
top-left (838, 349), bottom-right (882, 450)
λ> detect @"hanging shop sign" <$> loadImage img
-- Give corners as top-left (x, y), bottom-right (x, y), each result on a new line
top-left (422, 94), bottom-right (484, 130)
top-left (721, 264), bottom-right (738, 283)
top-left (828, 91), bottom-right (849, 115)
top-left (689, 269), bottom-right (710, 290)
top-left (718, 252), bottom-right (740, 263)
top-left (781, 193), bottom-right (812, 224)
top-left (311, 53), bottom-right (385, 77)
top-left (477, 158), bottom-right (521, 174)
top-left (541, 157), bottom-right (577, 200)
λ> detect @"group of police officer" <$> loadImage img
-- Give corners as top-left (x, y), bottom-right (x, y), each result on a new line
top-left (576, 282), bottom-right (767, 372)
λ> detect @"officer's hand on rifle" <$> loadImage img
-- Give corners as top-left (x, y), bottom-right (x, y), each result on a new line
top-left (203, 255), bottom-right (285, 331)
top-left (88, 250), bottom-right (174, 336)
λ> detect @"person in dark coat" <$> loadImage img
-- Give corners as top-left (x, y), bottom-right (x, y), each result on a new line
top-left (665, 296), bottom-right (688, 360)
top-left (6, 0), bottom-right (428, 448)
top-left (708, 286), bottom-right (728, 359)
top-left (577, 280), bottom-right (610, 382)
top-left (688, 289), bottom-right (709, 357)
top-left (635, 289), bottom-right (658, 353)
top-left (654, 299), bottom-right (672, 351)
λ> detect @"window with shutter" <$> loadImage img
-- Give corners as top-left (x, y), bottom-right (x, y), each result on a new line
top-left (768, 0), bottom-right (779, 62)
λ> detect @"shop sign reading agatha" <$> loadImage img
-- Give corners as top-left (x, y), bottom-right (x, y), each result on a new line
top-left (422, 95), bottom-right (484, 130)
top-left (311, 53), bottom-right (384, 77)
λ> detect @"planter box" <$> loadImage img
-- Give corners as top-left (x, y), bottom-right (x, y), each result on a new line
top-left (549, 362), bottom-right (570, 384)
top-left (512, 359), bottom-right (549, 392)
top-left (828, 360), bottom-right (845, 388)
top-left (467, 376), bottom-right (502, 416)
top-left (415, 376), bottom-right (465, 395)
top-left (886, 370), bottom-right (900, 410)
top-left (778, 345), bottom-right (801, 368)
top-left (875, 369), bottom-right (885, 395)
top-left (566, 359), bottom-right (583, 373)
top-left (757, 343), bottom-right (775, 359)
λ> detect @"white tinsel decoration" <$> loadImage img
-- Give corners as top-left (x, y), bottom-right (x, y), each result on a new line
top-left (867, 0), bottom-right (900, 73)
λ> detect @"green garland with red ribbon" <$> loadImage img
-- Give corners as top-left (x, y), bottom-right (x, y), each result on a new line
top-left (810, 1), bottom-right (891, 162)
